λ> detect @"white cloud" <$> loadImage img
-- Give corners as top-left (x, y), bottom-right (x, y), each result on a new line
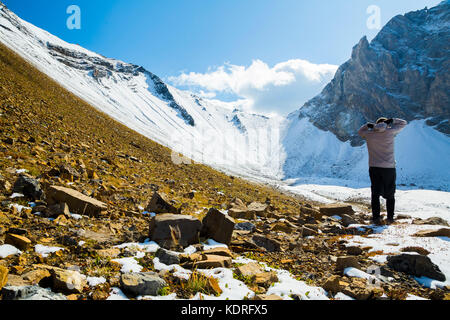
top-left (168, 59), bottom-right (338, 115)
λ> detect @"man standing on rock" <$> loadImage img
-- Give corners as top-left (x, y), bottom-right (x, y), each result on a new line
top-left (358, 118), bottom-right (408, 225)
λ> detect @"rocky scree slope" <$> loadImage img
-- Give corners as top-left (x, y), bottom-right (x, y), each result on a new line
top-left (1, 41), bottom-right (449, 300)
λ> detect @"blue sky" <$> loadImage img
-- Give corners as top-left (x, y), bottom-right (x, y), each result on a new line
top-left (3, 0), bottom-right (441, 114)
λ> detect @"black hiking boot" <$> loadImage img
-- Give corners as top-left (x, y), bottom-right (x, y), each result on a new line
top-left (386, 217), bottom-right (395, 225)
top-left (372, 217), bottom-right (383, 226)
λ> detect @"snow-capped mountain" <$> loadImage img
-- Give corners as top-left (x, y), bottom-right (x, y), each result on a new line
top-left (0, 1), bottom-right (284, 182)
top-left (298, 1), bottom-right (450, 146)
top-left (0, 1), bottom-right (449, 191)
top-left (282, 1), bottom-right (450, 190)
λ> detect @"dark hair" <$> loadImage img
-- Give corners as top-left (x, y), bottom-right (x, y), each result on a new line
top-left (376, 117), bottom-right (388, 124)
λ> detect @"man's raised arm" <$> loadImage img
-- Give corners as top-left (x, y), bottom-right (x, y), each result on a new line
top-left (388, 118), bottom-right (408, 134)
top-left (358, 123), bottom-right (374, 139)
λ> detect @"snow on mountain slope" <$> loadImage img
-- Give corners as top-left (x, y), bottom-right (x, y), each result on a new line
top-left (282, 1), bottom-right (450, 191)
top-left (0, 1), bottom-right (449, 193)
top-left (0, 2), bottom-right (283, 181)
top-left (282, 111), bottom-right (450, 191)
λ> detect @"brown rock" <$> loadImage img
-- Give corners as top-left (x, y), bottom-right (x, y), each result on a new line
top-left (229, 198), bottom-right (246, 210)
top-left (192, 255), bottom-right (232, 269)
top-left (346, 246), bottom-right (363, 256)
top-left (54, 215), bottom-right (70, 226)
top-left (58, 164), bottom-right (80, 182)
top-left (5, 274), bottom-right (30, 287)
top-left (86, 169), bottom-right (99, 180)
top-left (412, 217), bottom-right (449, 227)
top-left (236, 262), bottom-right (264, 278)
top-left (201, 208), bottom-right (235, 245)
top-left (93, 289), bottom-right (110, 300)
top-left (248, 202), bottom-right (269, 218)
top-left (0, 265), bottom-right (8, 290)
top-left (300, 226), bottom-right (318, 237)
top-left (202, 247), bottom-right (233, 258)
top-left (255, 272), bottom-right (278, 288)
top-left (149, 214), bottom-right (202, 248)
top-left (252, 235), bottom-right (281, 252)
top-left (0, 178), bottom-right (11, 193)
top-left (145, 192), bottom-right (180, 214)
top-left (21, 269), bottom-right (51, 285)
top-left (336, 256), bottom-right (360, 271)
top-left (401, 246), bottom-right (431, 256)
top-left (300, 205), bottom-right (322, 220)
top-left (50, 268), bottom-right (87, 294)
top-left (271, 221), bottom-right (296, 234)
top-left (341, 214), bottom-right (359, 227)
top-left (387, 254), bottom-right (446, 282)
top-left (5, 234), bottom-right (32, 251)
top-left (228, 199), bottom-right (254, 220)
top-left (96, 248), bottom-right (121, 259)
top-left (413, 228), bottom-right (450, 238)
top-left (46, 186), bottom-right (107, 217)
top-left (341, 279), bottom-right (372, 300)
top-left (319, 204), bottom-right (355, 217)
top-left (44, 202), bottom-right (70, 218)
top-left (322, 275), bottom-right (349, 293)
top-left (228, 208), bottom-right (255, 220)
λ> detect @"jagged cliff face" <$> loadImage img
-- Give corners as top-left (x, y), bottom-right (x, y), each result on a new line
top-left (299, 2), bottom-right (450, 146)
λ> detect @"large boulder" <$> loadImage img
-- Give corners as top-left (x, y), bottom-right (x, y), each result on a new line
top-left (387, 254), bottom-right (446, 281)
top-left (155, 248), bottom-right (180, 265)
top-left (12, 175), bottom-right (44, 200)
top-left (120, 273), bottom-right (166, 297)
top-left (248, 202), bottom-right (270, 218)
top-left (236, 262), bottom-right (263, 278)
top-left (319, 204), bottom-right (355, 217)
top-left (1, 285), bottom-right (67, 300)
top-left (322, 275), bottom-right (350, 294)
top-left (412, 217), bottom-right (449, 227)
top-left (336, 256), bottom-right (361, 271)
top-left (5, 233), bottom-right (32, 251)
top-left (46, 186), bottom-right (107, 217)
top-left (43, 202), bottom-right (71, 218)
top-left (300, 206), bottom-right (323, 220)
top-left (340, 214), bottom-right (359, 227)
top-left (180, 248), bottom-right (233, 269)
top-left (191, 255), bottom-right (232, 269)
top-left (251, 235), bottom-right (281, 252)
top-left (228, 198), bottom-right (254, 220)
top-left (149, 214), bottom-right (202, 248)
top-left (50, 268), bottom-right (87, 294)
top-left (413, 228), bottom-right (450, 238)
top-left (201, 208), bottom-right (235, 245)
top-left (145, 192), bottom-right (180, 214)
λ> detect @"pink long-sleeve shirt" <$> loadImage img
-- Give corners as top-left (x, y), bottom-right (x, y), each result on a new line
top-left (358, 119), bottom-right (408, 168)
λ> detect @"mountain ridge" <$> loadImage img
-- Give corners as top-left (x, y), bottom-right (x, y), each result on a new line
top-left (1, 1), bottom-right (449, 191)
top-left (297, 1), bottom-right (450, 146)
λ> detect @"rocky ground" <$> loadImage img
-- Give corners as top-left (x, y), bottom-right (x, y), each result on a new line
top-left (0, 42), bottom-right (449, 301)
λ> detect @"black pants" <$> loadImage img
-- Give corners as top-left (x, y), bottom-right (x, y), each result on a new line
top-left (369, 167), bottom-right (396, 220)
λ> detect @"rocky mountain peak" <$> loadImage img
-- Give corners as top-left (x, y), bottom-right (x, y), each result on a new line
top-left (297, 2), bottom-right (450, 146)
